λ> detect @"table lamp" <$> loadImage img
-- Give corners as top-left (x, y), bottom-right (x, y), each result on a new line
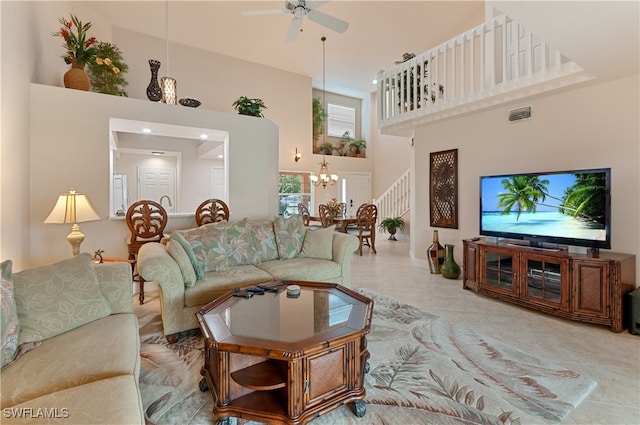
top-left (44, 188), bottom-right (100, 256)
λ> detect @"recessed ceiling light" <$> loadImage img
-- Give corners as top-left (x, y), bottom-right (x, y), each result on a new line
top-left (200, 134), bottom-right (208, 140)
top-left (142, 128), bottom-right (152, 133)
top-left (217, 154), bottom-right (224, 159)
top-left (371, 79), bottom-right (378, 85)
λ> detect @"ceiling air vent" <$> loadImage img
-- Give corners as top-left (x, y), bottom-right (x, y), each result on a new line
top-left (508, 106), bottom-right (532, 122)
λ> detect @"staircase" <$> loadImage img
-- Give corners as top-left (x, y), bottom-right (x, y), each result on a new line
top-left (374, 169), bottom-right (410, 220)
top-left (377, 14), bottom-right (593, 136)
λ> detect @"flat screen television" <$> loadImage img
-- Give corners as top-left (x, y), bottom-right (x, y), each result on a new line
top-left (479, 168), bottom-right (611, 250)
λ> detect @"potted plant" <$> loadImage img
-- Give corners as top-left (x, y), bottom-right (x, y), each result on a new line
top-left (87, 41), bottom-right (129, 96)
top-left (52, 14), bottom-right (98, 90)
top-left (378, 217), bottom-right (406, 240)
top-left (396, 52), bottom-right (444, 110)
top-left (232, 96), bottom-right (267, 117)
top-left (312, 97), bottom-right (328, 143)
top-left (318, 142), bottom-right (335, 155)
top-left (349, 139), bottom-right (367, 158)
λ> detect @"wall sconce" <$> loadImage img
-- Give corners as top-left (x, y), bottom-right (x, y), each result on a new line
top-left (294, 148), bottom-right (302, 162)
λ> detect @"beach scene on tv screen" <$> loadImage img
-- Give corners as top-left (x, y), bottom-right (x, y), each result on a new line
top-left (481, 172), bottom-right (607, 242)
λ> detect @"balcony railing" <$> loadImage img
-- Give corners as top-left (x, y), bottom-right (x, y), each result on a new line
top-left (377, 14), bottom-right (592, 135)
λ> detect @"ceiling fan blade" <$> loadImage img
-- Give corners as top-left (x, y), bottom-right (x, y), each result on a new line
top-left (306, 1), bottom-right (330, 9)
top-left (241, 8), bottom-right (289, 16)
top-left (285, 17), bottom-right (304, 42)
top-left (307, 9), bottom-right (349, 33)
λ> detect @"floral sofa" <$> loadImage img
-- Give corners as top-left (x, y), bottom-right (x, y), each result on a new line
top-left (137, 215), bottom-right (359, 341)
top-left (0, 254), bottom-right (144, 425)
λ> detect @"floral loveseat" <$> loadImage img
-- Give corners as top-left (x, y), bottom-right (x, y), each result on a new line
top-left (0, 254), bottom-right (144, 425)
top-left (137, 215), bottom-right (359, 341)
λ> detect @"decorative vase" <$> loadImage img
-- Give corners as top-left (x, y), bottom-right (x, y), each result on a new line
top-left (63, 61), bottom-right (90, 91)
top-left (146, 59), bottom-right (162, 101)
top-left (441, 244), bottom-right (461, 279)
top-left (427, 230), bottom-right (445, 274)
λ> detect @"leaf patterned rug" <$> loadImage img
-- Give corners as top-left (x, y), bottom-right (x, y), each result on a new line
top-left (137, 288), bottom-right (596, 425)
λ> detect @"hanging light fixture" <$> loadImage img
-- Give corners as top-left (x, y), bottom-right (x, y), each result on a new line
top-left (310, 36), bottom-right (338, 189)
top-left (161, 0), bottom-right (177, 104)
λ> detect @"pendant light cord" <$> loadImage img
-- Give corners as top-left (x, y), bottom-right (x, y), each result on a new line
top-left (165, 0), bottom-right (170, 75)
top-left (322, 36), bottom-right (326, 156)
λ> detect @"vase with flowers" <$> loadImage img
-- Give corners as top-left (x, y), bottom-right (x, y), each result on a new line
top-left (52, 14), bottom-right (97, 91)
top-left (326, 198), bottom-right (343, 218)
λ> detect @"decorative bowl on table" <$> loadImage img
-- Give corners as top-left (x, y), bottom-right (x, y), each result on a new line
top-left (179, 97), bottom-right (201, 108)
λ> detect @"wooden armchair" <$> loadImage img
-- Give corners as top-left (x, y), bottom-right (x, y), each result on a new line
top-left (195, 199), bottom-right (229, 226)
top-left (298, 203), bottom-right (311, 226)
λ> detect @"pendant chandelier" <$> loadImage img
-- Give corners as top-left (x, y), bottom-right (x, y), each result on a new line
top-left (310, 36), bottom-right (338, 189)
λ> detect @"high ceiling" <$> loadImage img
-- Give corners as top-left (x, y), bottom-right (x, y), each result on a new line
top-left (86, 1), bottom-right (639, 99)
top-left (86, 1), bottom-right (486, 98)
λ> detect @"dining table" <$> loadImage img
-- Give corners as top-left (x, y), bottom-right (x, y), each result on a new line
top-left (310, 215), bottom-right (359, 233)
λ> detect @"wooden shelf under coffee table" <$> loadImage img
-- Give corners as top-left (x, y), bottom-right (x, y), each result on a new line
top-left (196, 280), bottom-right (374, 425)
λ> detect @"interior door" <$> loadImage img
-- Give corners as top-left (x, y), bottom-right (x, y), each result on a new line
top-left (138, 167), bottom-right (176, 212)
top-left (212, 167), bottom-right (225, 200)
top-left (339, 172), bottom-right (371, 216)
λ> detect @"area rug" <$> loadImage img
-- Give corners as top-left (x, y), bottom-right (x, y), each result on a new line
top-left (137, 288), bottom-right (596, 425)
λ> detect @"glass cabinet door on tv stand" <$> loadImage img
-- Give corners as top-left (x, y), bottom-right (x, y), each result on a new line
top-left (520, 254), bottom-right (569, 311)
top-left (480, 246), bottom-right (517, 296)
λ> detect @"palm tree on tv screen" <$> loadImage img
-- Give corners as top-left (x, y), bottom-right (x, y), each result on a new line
top-left (496, 175), bottom-right (549, 221)
top-left (497, 174), bottom-right (605, 226)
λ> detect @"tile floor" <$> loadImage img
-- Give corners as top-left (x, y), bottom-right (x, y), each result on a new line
top-left (351, 237), bottom-right (639, 425)
top-left (140, 237), bottom-right (639, 424)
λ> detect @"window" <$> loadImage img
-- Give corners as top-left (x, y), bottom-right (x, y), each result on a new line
top-left (327, 103), bottom-right (356, 138)
top-left (278, 172), bottom-right (312, 217)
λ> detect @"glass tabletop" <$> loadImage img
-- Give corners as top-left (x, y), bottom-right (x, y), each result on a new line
top-left (200, 283), bottom-right (369, 344)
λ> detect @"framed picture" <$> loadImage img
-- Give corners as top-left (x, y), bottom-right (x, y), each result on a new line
top-left (430, 148), bottom-right (458, 228)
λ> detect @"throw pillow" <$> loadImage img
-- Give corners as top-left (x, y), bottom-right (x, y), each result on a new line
top-left (170, 231), bottom-right (207, 280)
top-left (175, 222), bottom-right (228, 273)
top-left (248, 220), bottom-right (279, 263)
top-left (1, 260), bottom-right (20, 369)
top-left (273, 215), bottom-right (306, 260)
top-left (12, 253), bottom-right (112, 346)
top-left (167, 240), bottom-right (197, 287)
top-left (225, 219), bottom-right (259, 266)
top-left (299, 225), bottom-right (335, 260)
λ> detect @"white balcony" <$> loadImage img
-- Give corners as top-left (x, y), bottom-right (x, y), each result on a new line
top-left (377, 14), bottom-right (594, 136)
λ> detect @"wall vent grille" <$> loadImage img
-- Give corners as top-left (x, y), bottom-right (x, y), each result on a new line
top-left (509, 106), bottom-right (532, 122)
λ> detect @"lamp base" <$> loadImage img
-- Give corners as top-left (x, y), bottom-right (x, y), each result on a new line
top-left (67, 224), bottom-right (85, 256)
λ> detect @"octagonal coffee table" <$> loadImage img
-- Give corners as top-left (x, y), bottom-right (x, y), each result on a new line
top-left (196, 280), bottom-right (374, 425)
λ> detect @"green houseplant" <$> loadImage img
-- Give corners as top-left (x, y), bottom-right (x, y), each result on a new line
top-left (378, 217), bottom-right (406, 240)
top-left (232, 96), bottom-right (267, 117)
top-left (87, 41), bottom-right (129, 96)
top-left (318, 142), bottom-right (336, 155)
top-left (312, 97), bottom-right (328, 143)
top-left (349, 139), bottom-right (367, 157)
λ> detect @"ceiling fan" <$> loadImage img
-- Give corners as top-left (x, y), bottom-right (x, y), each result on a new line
top-left (242, 1), bottom-right (349, 42)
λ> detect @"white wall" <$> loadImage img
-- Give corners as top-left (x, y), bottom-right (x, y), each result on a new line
top-left (29, 84), bottom-right (279, 267)
top-left (411, 74), bottom-right (639, 276)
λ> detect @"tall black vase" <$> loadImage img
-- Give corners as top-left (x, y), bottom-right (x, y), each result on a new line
top-left (146, 59), bottom-right (162, 102)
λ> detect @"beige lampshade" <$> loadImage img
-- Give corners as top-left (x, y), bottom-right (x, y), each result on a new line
top-left (44, 188), bottom-right (100, 224)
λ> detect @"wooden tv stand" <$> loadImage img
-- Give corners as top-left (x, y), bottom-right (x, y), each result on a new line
top-left (462, 238), bottom-right (636, 332)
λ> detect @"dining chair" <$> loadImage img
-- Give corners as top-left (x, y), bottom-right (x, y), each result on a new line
top-left (126, 200), bottom-right (169, 261)
top-left (125, 200), bottom-right (168, 304)
top-left (318, 204), bottom-right (334, 228)
top-left (195, 198), bottom-right (229, 226)
top-left (298, 203), bottom-right (311, 226)
top-left (355, 203), bottom-right (377, 255)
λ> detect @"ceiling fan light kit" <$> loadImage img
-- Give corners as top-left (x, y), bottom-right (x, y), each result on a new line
top-left (242, 1), bottom-right (349, 42)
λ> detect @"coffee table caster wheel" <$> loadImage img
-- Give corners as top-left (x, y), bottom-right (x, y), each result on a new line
top-left (199, 378), bottom-right (209, 392)
top-left (215, 418), bottom-right (230, 425)
top-left (364, 362), bottom-right (370, 373)
top-left (351, 400), bottom-right (366, 417)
